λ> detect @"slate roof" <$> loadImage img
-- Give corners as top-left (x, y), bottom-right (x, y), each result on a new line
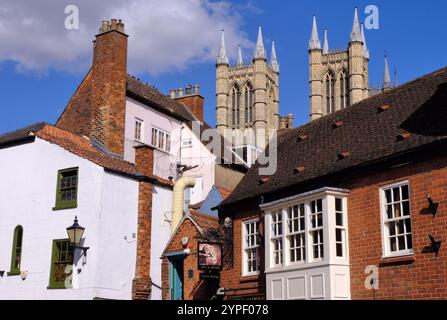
top-left (221, 66), bottom-right (447, 208)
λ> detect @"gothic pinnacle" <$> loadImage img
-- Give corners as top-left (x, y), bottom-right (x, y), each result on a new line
top-left (350, 7), bottom-right (362, 43)
top-left (253, 26), bottom-right (266, 59)
top-left (270, 41), bottom-right (279, 73)
top-left (309, 15), bottom-right (321, 50)
top-left (217, 29), bottom-right (229, 65)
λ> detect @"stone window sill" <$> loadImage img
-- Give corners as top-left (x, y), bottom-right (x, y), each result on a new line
top-left (379, 255), bottom-right (415, 267)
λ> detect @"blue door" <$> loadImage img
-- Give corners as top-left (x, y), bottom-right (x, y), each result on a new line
top-left (169, 256), bottom-right (184, 300)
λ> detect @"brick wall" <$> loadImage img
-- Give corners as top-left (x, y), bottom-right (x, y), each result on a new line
top-left (175, 95), bottom-right (204, 121)
top-left (56, 19), bottom-right (128, 156)
top-left (56, 69), bottom-right (93, 137)
top-left (346, 155), bottom-right (447, 300)
top-left (132, 145), bottom-right (155, 300)
top-left (219, 209), bottom-right (266, 299)
top-left (161, 218), bottom-right (219, 300)
top-left (221, 152), bottom-right (447, 300)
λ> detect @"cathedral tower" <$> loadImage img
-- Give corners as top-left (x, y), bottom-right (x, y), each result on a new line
top-left (309, 8), bottom-right (370, 120)
top-left (215, 27), bottom-right (284, 149)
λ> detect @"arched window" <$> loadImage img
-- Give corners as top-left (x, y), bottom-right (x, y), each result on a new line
top-left (339, 70), bottom-right (349, 109)
top-left (9, 225), bottom-right (23, 275)
top-left (244, 83), bottom-right (253, 124)
top-left (324, 71), bottom-right (335, 114)
top-left (231, 85), bottom-right (241, 126)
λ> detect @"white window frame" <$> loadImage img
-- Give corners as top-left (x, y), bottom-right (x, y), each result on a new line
top-left (242, 218), bottom-right (260, 277)
top-left (309, 199), bottom-right (324, 262)
top-left (380, 180), bottom-right (414, 258)
top-left (334, 197), bottom-right (347, 259)
top-left (286, 204), bottom-right (306, 265)
top-left (270, 210), bottom-right (283, 267)
top-left (134, 118), bottom-right (144, 142)
top-left (262, 188), bottom-right (350, 273)
top-left (151, 126), bottom-right (171, 153)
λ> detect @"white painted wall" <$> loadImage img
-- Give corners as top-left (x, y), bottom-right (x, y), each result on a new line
top-left (124, 97), bottom-right (182, 181)
top-left (0, 138), bottom-right (139, 299)
top-left (150, 185), bottom-right (173, 300)
top-left (179, 124), bottom-right (216, 205)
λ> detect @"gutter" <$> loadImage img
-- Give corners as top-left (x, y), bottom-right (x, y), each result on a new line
top-left (0, 135), bottom-right (36, 150)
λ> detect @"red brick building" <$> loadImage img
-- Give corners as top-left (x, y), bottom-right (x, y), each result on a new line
top-left (161, 211), bottom-right (220, 300)
top-left (217, 67), bottom-right (447, 300)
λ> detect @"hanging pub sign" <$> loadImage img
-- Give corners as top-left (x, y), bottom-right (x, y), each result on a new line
top-left (198, 242), bottom-right (222, 271)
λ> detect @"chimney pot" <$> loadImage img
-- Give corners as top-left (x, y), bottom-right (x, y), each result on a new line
top-left (178, 88), bottom-right (184, 97)
top-left (111, 19), bottom-right (117, 30)
top-left (116, 20), bottom-right (125, 33)
top-left (169, 89), bottom-right (176, 99)
top-left (185, 85), bottom-right (192, 95)
top-left (101, 20), bottom-right (110, 33)
top-left (193, 84), bottom-right (199, 95)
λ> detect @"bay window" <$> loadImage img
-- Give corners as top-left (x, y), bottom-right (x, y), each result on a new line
top-left (262, 187), bottom-right (351, 300)
top-left (263, 188), bottom-right (350, 270)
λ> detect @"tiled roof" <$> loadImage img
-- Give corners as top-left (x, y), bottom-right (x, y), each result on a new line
top-left (0, 122), bottom-right (47, 146)
top-left (36, 124), bottom-right (138, 175)
top-left (189, 210), bottom-right (219, 233)
top-left (0, 122), bottom-right (172, 186)
top-left (221, 66), bottom-right (447, 208)
top-left (127, 75), bottom-right (194, 123)
top-left (217, 187), bottom-right (231, 200)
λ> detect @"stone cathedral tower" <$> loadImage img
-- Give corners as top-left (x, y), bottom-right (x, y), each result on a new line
top-left (309, 8), bottom-right (370, 120)
top-left (216, 27), bottom-right (289, 151)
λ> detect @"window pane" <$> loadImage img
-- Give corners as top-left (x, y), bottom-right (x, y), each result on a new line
top-left (401, 185), bottom-right (409, 200)
top-left (407, 235), bottom-right (413, 249)
top-left (336, 212), bottom-right (343, 226)
top-left (402, 201), bottom-right (410, 216)
top-left (385, 189), bottom-right (392, 203)
top-left (335, 198), bottom-right (342, 212)
top-left (336, 229), bottom-right (343, 242)
top-left (393, 187), bottom-right (400, 202)
top-left (336, 243), bottom-right (343, 257)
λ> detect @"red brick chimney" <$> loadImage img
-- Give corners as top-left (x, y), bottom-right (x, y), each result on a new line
top-left (173, 84), bottom-right (204, 121)
top-left (132, 144), bottom-right (155, 300)
top-left (90, 19), bottom-right (128, 155)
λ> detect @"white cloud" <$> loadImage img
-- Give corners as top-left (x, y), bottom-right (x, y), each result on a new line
top-left (0, 0), bottom-right (255, 75)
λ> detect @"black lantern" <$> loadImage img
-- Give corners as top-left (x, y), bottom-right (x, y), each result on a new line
top-left (66, 216), bottom-right (89, 257)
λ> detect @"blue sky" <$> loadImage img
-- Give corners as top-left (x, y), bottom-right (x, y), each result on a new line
top-left (0, 0), bottom-right (446, 134)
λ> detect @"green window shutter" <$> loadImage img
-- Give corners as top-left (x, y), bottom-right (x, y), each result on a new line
top-left (54, 168), bottom-right (79, 210)
top-left (8, 226), bottom-right (23, 276)
top-left (49, 239), bottom-right (74, 289)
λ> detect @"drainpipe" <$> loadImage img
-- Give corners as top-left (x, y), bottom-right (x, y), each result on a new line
top-left (171, 176), bottom-right (195, 234)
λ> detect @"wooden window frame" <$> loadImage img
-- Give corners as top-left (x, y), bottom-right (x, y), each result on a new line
top-left (8, 225), bottom-right (23, 276)
top-left (48, 239), bottom-right (74, 289)
top-left (53, 167), bottom-right (79, 210)
top-left (380, 181), bottom-right (414, 258)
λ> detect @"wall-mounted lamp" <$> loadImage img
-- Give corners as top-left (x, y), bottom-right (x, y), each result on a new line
top-left (428, 234), bottom-right (442, 257)
top-left (66, 216), bottom-right (90, 263)
top-left (426, 195), bottom-right (439, 217)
